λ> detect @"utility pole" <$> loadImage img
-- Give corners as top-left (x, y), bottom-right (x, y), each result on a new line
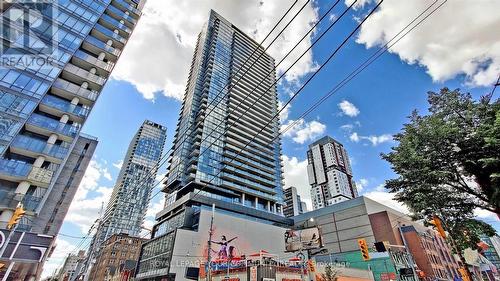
top-left (207, 204), bottom-right (215, 281)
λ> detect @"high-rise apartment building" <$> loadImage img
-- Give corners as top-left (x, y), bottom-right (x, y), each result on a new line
top-left (135, 10), bottom-right (290, 281)
top-left (164, 10), bottom-right (284, 213)
top-left (87, 120), bottom-right (166, 272)
top-left (307, 136), bottom-right (357, 209)
top-left (283, 186), bottom-right (306, 217)
top-left (0, 0), bottom-right (145, 278)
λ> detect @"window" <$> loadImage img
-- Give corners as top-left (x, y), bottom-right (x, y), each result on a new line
top-left (0, 91), bottom-right (36, 118)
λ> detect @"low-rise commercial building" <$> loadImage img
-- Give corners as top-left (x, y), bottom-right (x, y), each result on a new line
top-left (400, 226), bottom-right (460, 280)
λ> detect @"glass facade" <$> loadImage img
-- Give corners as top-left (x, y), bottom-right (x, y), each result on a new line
top-left (0, 0), bottom-right (145, 278)
top-left (165, 10), bottom-right (284, 214)
top-left (88, 120), bottom-right (166, 266)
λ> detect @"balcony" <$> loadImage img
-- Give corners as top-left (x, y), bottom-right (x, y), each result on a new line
top-left (0, 190), bottom-right (17, 209)
top-left (10, 135), bottom-right (68, 164)
top-left (100, 13), bottom-right (132, 37)
top-left (51, 78), bottom-right (98, 106)
top-left (82, 36), bottom-right (121, 59)
top-left (21, 194), bottom-right (42, 212)
top-left (62, 63), bottom-right (106, 89)
top-left (0, 159), bottom-right (53, 188)
top-left (92, 24), bottom-right (127, 48)
top-left (107, 4), bottom-right (137, 25)
top-left (73, 50), bottom-right (114, 75)
top-left (39, 95), bottom-right (90, 123)
top-left (112, 0), bottom-right (141, 18)
top-left (26, 114), bottom-right (79, 142)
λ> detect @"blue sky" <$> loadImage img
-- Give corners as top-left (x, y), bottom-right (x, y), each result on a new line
top-left (41, 0), bottom-right (500, 277)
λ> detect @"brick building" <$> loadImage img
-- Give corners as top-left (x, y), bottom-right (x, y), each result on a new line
top-left (400, 225), bottom-right (461, 280)
top-left (89, 233), bottom-right (146, 281)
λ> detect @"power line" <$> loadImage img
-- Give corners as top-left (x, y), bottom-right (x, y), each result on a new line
top-left (282, 0), bottom-right (447, 135)
top-left (91, 0), bottom-right (314, 213)
top-left (131, 0), bottom-right (349, 202)
top-left (146, 0), bottom-right (354, 201)
top-left (188, 0), bottom-right (384, 204)
top-left (184, 0), bottom-right (445, 215)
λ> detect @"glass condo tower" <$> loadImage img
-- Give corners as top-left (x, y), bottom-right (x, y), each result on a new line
top-left (0, 0), bottom-right (146, 279)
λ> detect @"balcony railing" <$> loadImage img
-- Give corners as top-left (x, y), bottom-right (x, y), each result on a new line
top-left (101, 13), bottom-right (132, 35)
top-left (27, 114), bottom-right (79, 138)
top-left (52, 78), bottom-right (99, 102)
top-left (84, 36), bottom-right (121, 57)
top-left (27, 166), bottom-right (53, 186)
top-left (0, 159), bottom-right (53, 187)
top-left (22, 194), bottom-right (42, 212)
top-left (113, 0), bottom-right (141, 16)
top-left (11, 135), bottom-right (68, 160)
top-left (94, 23), bottom-right (127, 44)
top-left (73, 50), bottom-right (115, 72)
top-left (63, 64), bottom-right (106, 86)
top-left (0, 159), bottom-right (31, 178)
top-left (41, 95), bottom-right (90, 119)
top-left (0, 190), bottom-right (16, 209)
top-left (107, 4), bottom-right (137, 24)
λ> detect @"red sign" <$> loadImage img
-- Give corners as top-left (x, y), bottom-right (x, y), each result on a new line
top-left (380, 272), bottom-right (397, 281)
top-left (250, 266), bottom-right (257, 281)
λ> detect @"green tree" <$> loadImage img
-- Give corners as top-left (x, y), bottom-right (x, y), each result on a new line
top-left (382, 88), bottom-right (499, 249)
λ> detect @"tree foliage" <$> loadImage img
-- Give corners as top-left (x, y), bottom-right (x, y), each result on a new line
top-left (382, 88), bottom-right (499, 250)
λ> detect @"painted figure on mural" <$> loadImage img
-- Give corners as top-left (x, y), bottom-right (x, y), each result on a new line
top-left (211, 235), bottom-right (238, 259)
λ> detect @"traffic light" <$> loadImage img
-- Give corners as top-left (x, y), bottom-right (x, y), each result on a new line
top-left (7, 205), bottom-right (26, 230)
top-left (306, 259), bottom-right (316, 272)
top-left (357, 239), bottom-right (370, 261)
top-left (429, 215), bottom-right (446, 238)
top-left (374, 241), bottom-right (390, 252)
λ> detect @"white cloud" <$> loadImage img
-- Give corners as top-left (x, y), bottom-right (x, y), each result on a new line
top-left (281, 119), bottom-right (326, 144)
top-left (350, 132), bottom-right (392, 146)
top-left (278, 101), bottom-right (292, 123)
top-left (474, 208), bottom-right (499, 220)
top-left (41, 238), bottom-right (75, 279)
top-left (349, 132), bottom-right (360, 142)
top-left (365, 134), bottom-right (392, 146)
top-left (66, 186), bottom-right (113, 233)
top-left (65, 160), bottom-right (114, 232)
top-left (364, 190), bottom-right (409, 214)
top-left (113, 0), bottom-right (319, 100)
top-left (351, 0), bottom-right (500, 87)
top-left (340, 124), bottom-right (354, 131)
top-left (112, 159), bottom-right (123, 170)
top-left (355, 178), bottom-right (369, 192)
top-left (282, 155), bottom-right (311, 210)
top-left (338, 100), bottom-right (360, 117)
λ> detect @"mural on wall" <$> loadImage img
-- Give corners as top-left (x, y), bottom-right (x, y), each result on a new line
top-left (211, 235), bottom-right (238, 260)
